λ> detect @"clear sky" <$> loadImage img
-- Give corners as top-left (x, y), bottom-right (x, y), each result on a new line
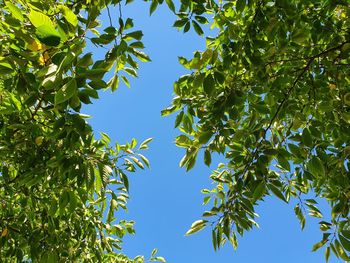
top-left (84, 3), bottom-right (338, 263)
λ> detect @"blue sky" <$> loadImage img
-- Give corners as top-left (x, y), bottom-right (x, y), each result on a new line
top-left (84, 3), bottom-right (338, 262)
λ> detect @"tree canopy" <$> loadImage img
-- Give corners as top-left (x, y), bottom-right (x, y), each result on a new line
top-left (163, 0), bottom-right (350, 261)
top-left (0, 0), bottom-right (350, 262)
top-left (0, 0), bottom-right (159, 262)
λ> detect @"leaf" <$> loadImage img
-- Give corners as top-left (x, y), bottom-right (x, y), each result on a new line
top-left (28, 10), bottom-right (54, 28)
top-left (175, 135), bottom-right (192, 148)
top-left (5, 2), bottom-right (23, 21)
top-left (139, 138), bottom-right (153, 150)
top-left (236, 0), bottom-right (246, 13)
top-left (252, 181), bottom-right (266, 201)
top-left (277, 154), bottom-right (290, 171)
top-left (121, 76), bottom-right (130, 88)
top-left (335, 239), bottom-right (350, 261)
top-left (1, 228), bottom-right (8, 237)
top-left (108, 75), bottom-right (120, 92)
top-left (198, 130), bottom-right (213, 144)
top-left (155, 257), bottom-right (166, 263)
top-left (288, 143), bottom-right (301, 157)
top-left (312, 239), bottom-right (328, 251)
top-left (212, 229), bottom-right (217, 251)
top-left (339, 234), bottom-right (350, 252)
top-left (161, 105), bottom-right (177, 116)
top-left (58, 5), bottom-right (78, 27)
top-left (268, 184), bottom-right (287, 203)
top-left (35, 25), bottom-right (61, 46)
top-left (151, 248), bottom-right (158, 256)
top-left (342, 230), bottom-right (350, 240)
top-left (138, 154), bottom-right (150, 168)
top-left (195, 16), bottom-right (209, 24)
top-left (55, 79), bottom-right (77, 105)
top-left (150, 0), bottom-right (158, 15)
top-left (130, 156), bottom-right (144, 169)
top-left (185, 220), bottom-right (207, 236)
top-left (325, 246), bottom-right (330, 262)
top-left (125, 30), bottom-right (143, 41)
top-left (175, 111), bottom-right (184, 128)
top-left (302, 128), bottom-right (313, 147)
top-left (173, 19), bottom-right (188, 28)
top-left (192, 20), bottom-right (204, 36)
top-left (120, 172), bottom-right (129, 192)
top-left (165, 0), bottom-right (175, 12)
top-left (183, 21), bottom-right (191, 33)
top-left (204, 149), bottom-right (211, 167)
top-left (307, 156), bottom-right (325, 177)
top-left (294, 204), bottom-right (305, 230)
top-left (203, 74), bottom-right (215, 95)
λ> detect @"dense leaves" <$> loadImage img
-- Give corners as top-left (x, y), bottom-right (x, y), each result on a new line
top-left (0, 0), bottom-right (159, 262)
top-left (2, 0), bottom-right (350, 261)
top-left (163, 0), bottom-right (350, 261)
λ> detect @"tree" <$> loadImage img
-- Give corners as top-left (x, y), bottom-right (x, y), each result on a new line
top-left (0, 0), bottom-right (165, 262)
top-left (161, 0), bottom-right (350, 261)
top-left (1, 0), bottom-right (350, 262)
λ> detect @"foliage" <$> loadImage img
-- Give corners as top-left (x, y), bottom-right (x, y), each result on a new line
top-left (2, 0), bottom-right (350, 261)
top-left (162, 0), bottom-right (350, 261)
top-left (0, 0), bottom-right (163, 262)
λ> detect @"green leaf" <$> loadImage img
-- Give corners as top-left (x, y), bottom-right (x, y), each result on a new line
top-left (77, 53), bottom-right (93, 67)
top-left (312, 239), bottom-right (328, 252)
top-left (175, 135), bottom-right (192, 148)
top-left (212, 229), bottom-right (217, 251)
top-left (121, 76), bottom-right (130, 88)
top-left (302, 128), bottom-right (313, 147)
top-left (339, 234), bottom-right (350, 252)
top-left (55, 79), bottom-right (77, 105)
top-left (120, 172), bottom-right (129, 192)
top-left (175, 111), bottom-right (184, 128)
top-left (195, 16), bottom-right (209, 24)
top-left (185, 220), bottom-right (207, 236)
top-left (203, 74), bottom-right (215, 95)
top-left (150, 0), bottom-right (158, 15)
top-left (236, 0), bottom-right (246, 13)
top-left (183, 21), bottom-right (191, 33)
top-left (198, 130), bottom-right (213, 144)
top-left (342, 230), bottom-right (350, 240)
top-left (288, 143), bottom-right (301, 157)
top-left (325, 246), bottom-right (330, 262)
top-left (139, 138), bottom-right (153, 150)
top-left (28, 10), bottom-right (54, 28)
top-left (36, 25), bottom-right (61, 46)
top-left (307, 156), bottom-right (325, 177)
top-left (155, 257), bottom-right (166, 263)
top-left (125, 30), bottom-right (143, 41)
top-left (204, 149), bottom-right (211, 166)
top-left (138, 154), bottom-right (150, 168)
top-left (268, 184), bottom-right (287, 203)
top-left (277, 154), bottom-right (290, 171)
top-left (161, 105), bottom-right (177, 116)
top-left (173, 19), bottom-right (188, 28)
top-left (151, 248), bottom-right (158, 256)
top-left (252, 181), bottom-right (266, 201)
top-left (165, 0), bottom-right (175, 12)
top-left (335, 239), bottom-right (350, 261)
top-left (294, 204), bottom-right (305, 230)
top-left (5, 2), bottom-right (24, 21)
top-left (192, 20), bottom-right (204, 36)
top-left (58, 5), bottom-right (78, 27)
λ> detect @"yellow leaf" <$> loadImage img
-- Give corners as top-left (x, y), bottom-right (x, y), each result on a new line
top-left (328, 83), bottom-right (336, 90)
top-left (28, 39), bottom-right (43, 52)
top-left (1, 228), bottom-right (8, 237)
top-left (35, 136), bottom-right (44, 146)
